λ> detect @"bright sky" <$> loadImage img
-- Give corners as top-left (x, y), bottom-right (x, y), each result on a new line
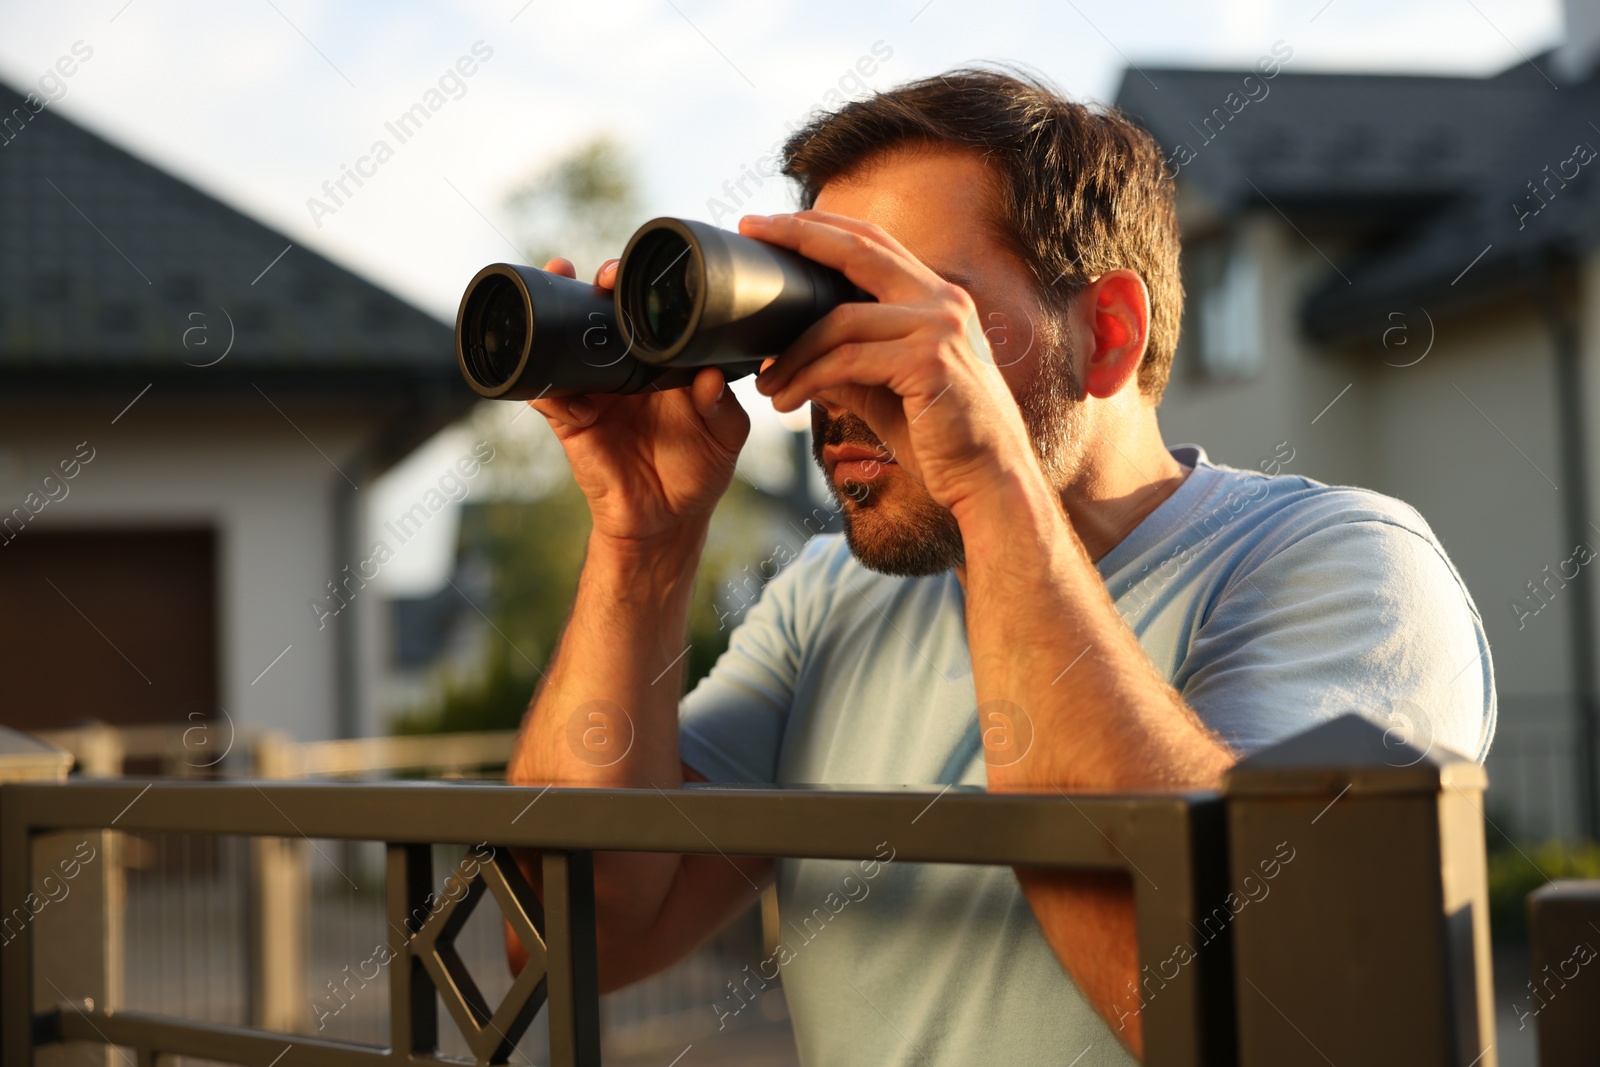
top-left (0, 0), bottom-right (1566, 591)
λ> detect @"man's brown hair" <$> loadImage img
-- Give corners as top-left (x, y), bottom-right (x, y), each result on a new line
top-left (781, 67), bottom-right (1183, 398)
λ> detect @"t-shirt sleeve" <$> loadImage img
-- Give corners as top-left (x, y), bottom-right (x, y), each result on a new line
top-left (1179, 518), bottom-right (1497, 762)
top-left (677, 536), bottom-right (833, 783)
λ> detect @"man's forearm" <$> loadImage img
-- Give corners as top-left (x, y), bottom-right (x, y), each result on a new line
top-left (504, 525), bottom-right (712, 985)
top-left (952, 467), bottom-right (1233, 1058)
top-left (509, 526), bottom-right (707, 790)
top-left (954, 467), bottom-right (1232, 791)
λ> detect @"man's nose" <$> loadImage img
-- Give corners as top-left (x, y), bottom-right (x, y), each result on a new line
top-left (811, 396), bottom-right (848, 419)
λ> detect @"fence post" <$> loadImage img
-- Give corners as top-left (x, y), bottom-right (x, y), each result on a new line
top-left (386, 844), bottom-right (438, 1056)
top-left (246, 731), bottom-right (309, 1032)
top-left (0, 728), bottom-right (119, 1067)
top-left (543, 850), bottom-right (601, 1067)
top-left (32, 831), bottom-right (121, 1067)
top-left (72, 723), bottom-right (123, 779)
top-left (1224, 713), bottom-right (1496, 1066)
top-left (1526, 879), bottom-right (1600, 1064)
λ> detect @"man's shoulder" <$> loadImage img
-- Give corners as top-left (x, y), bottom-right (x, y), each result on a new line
top-left (1172, 456), bottom-right (1495, 762)
top-left (1200, 459), bottom-right (1446, 559)
top-left (1170, 458), bottom-right (1480, 620)
top-left (1195, 461), bottom-right (1487, 635)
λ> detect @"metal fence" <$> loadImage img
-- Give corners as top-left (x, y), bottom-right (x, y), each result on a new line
top-left (1482, 698), bottom-right (1590, 842)
top-left (25, 723), bottom-right (758, 1059)
top-left (0, 713), bottom-right (1544, 1066)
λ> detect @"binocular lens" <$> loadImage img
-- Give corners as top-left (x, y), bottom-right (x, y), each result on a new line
top-left (456, 217), bottom-right (863, 395)
top-left (464, 275), bottom-right (529, 389)
top-left (616, 217), bottom-right (869, 367)
top-left (632, 230), bottom-right (699, 351)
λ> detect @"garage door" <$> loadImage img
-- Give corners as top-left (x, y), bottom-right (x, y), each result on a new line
top-left (0, 528), bottom-right (218, 731)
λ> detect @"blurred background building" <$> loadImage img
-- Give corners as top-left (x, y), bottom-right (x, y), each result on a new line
top-left (0, 80), bottom-right (473, 745)
top-left (1117, 8), bottom-right (1600, 844)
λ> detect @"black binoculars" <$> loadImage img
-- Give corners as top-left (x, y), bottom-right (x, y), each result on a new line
top-left (455, 217), bottom-right (870, 399)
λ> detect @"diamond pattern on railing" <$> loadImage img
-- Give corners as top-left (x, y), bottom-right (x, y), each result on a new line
top-left (410, 845), bottom-right (548, 1065)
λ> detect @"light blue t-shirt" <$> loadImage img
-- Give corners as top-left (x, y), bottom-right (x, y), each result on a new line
top-left (678, 445), bottom-right (1496, 1066)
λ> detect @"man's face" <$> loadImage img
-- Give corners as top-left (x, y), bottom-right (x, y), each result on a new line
top-left (808, 147), bottom-right (1086, 576)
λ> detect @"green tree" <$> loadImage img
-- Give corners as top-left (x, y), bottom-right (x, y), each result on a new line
top-left (504, 134), bottom-right (642, 279)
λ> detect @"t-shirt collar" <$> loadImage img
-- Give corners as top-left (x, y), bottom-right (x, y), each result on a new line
top-left (1095, 444), bottom-right (1226, 578)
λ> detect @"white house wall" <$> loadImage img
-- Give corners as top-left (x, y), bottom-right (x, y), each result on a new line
top-left (1368, 300), bottom-right (1566, 698)
top-left (1367, 299), bottom-right (1576, 838)
top-left (0, 400), bottom-right (386, 745)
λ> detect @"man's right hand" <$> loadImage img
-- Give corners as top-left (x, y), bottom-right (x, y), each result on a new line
top-left (529, 257), bottom-right (751, 548)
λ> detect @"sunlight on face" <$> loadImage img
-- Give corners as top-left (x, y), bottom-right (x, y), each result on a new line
top-left (807, 147), bottom-right (1084, 576)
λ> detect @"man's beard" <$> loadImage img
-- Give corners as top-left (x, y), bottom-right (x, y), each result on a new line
top-left (811, 330), bottom-right (1085, 578)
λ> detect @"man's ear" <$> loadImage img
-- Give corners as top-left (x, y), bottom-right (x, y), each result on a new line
top-left (1082, 270), bottom-right (1151, 400)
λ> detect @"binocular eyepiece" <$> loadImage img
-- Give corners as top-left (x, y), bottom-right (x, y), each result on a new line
top-left (455, 217), bottom-right (870, 399)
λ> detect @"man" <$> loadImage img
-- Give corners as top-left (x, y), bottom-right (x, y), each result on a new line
top-left (507, 69), bottom-right (1495, 1064)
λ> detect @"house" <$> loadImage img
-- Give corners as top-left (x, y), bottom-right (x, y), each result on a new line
top-left (0, 80), bottom-right (473, 746)
top-left (1115, 2), bottom-right (1600, 840)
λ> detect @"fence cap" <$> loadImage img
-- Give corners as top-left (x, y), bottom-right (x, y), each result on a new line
top-left (1224, 712), bottom-right (1485, 797)
top-left (0, 727), bottom-right (74, 783)
top-left (1529, 879), bottom-right (1600, 906)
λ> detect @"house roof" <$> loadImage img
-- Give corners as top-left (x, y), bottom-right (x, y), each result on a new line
top-left (1117, 68), bottom-right (1546, 219)
top-left (0, 80), bottom-right (471, 406)
top-left (1300, 73), bottom-right (1600, 340)
top-left (1115, 62), bottom-right (1591, 343)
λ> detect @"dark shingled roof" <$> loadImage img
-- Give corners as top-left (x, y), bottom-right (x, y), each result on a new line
top-left (1118, 68), bottom-right (1545, 214)
top-left (0, 79), bottom-right (471, 411)
top-left (1300, 74), bottom-right (1600, 341)
top-left (1115, 63), bottom-right (1587, 343)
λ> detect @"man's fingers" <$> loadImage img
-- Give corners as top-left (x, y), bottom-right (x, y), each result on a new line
top-left (792, 209), bottom-right (922, 263)
top-left (739, 214), bottom-right (924, 304)
top-left (688, 368), bottom-right (751, 455)
top-left (765, 340), bottom-right (912, 414)
top-left (539, 257), bottom-right (618, 290)
top-left (759, 302), bottom-right (921, 397)
top-left (529, 396), bottom-right (597, 429)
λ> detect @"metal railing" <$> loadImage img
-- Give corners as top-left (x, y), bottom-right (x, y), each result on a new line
top-left (22, 722), bottom-right (740, 1052)
top-left (1, 713), bottom-right (1506, 1066)
top-left (31, 722), bottom-right (521, 781)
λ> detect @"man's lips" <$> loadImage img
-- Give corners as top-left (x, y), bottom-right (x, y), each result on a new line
top-left (823, 444), bottom-right (895, 482)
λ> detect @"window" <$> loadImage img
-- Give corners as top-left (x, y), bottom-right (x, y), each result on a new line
top-left (1186, 229), bottom-right (1267, 381)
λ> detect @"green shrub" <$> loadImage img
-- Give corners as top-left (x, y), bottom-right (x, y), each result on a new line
top-left (1487, 839), bottom-right (1600, 942)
